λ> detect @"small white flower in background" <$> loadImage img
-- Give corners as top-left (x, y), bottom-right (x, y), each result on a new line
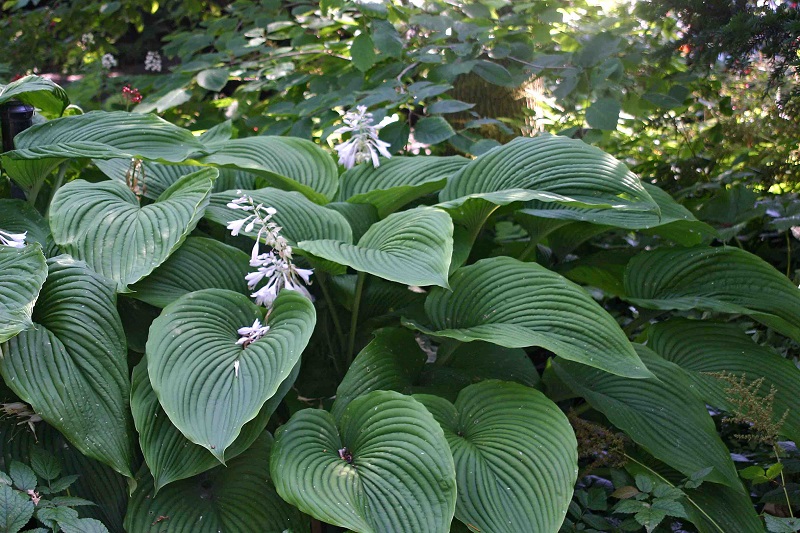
top-left (0, 229), bottom-right (26, 248)
top-left (334, 105), bottom-right (392, 169)
top-left (81, 33), bottom-right (94, 45)
top-left (144, 51), bottom-right (162, 72)
top-left (101, 53), bottom-right (117, 70)
top-left (227, 194), bottom-right (313, 355)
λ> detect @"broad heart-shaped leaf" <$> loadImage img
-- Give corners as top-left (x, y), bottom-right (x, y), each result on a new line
top-left (415, 381), bottom-right (578, 533)
top-left (0, 256), bottom-right (134, 478)
top-left (0, 484), bottom-right (34, 533)
top-left (553, 345), bottom-right (741, 489)
top-left (338, 156), bottom-right (469, 218)
top-left (0, 200), bottom-right (58, 257)
top-left (205, 187), bottom-right (353, 245)
top-left (49, 168), bottom-right (216, 292)
top-left (130, 237), bottom-right (250, 308)
top-left (647, 318), bottom-right (800, 444)
top-left (271, 390), bottom-right (457, 533)
top-left (410, 257), bottom-right (652, 379)
top-left (437, 136), bottom-right (658, 228)
top-left (299, 207), bottom-right (453, 288)
top-left (199, 136), bottom-right (339, 203)
top-left (623, 246), bottom-right (800, 342)
top-left (0, 75), bottom-right (69, 117)
top-left (131, 357), bottom-right (300, 492)
top-left (125, 433), bottom-right (309, 533)
top-left (147, 289), bottom-right (315, 462)
top-left (0, 244), bottom-right (47, 343)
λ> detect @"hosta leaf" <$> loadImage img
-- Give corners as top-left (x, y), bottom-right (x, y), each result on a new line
top-left (338, 156), bottom-right (469, 218)
top-left (410, 257), bottom-right (652, 379)
top-left (647, 318), bottom-right (800, 443)
top-left (299, 207), bottom-right (453, 288)
top-left (205, 188), bottom-right (353, 244)
top-left (624, 246), bottom-right (800, 342)
top-left (0, 256), bottom-right (134, 478)
top-left (0, 75), bottom-right (69, 117)
top-left (199, 136), bottom-right (339, 203)
top-left (130, 237), bottom-right (250, 308)
top-left (94, 159), bottom-right (256, 200)
top-left (125, 433), bottom-right (309, 533)
top-left (0, 484), bottom-right (34, 533)
top-left (0, 200), bottom-right (58, 257)
top-left (415, 381), bottom-right (578, 533)
top-left (271, 390), bottom-right (457, 533)
top-left (0, 244), bottom-right (47, 343)
top-left (131, 357), bottom-right (299, 492)
top-left (147, 289), bottom-right (315, 461)
top-left (49, 168), bottom-right (216, 292)
top-left (553, 346), bottom-right (741, 489)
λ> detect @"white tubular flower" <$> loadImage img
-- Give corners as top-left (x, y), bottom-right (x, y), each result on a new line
top-left (0, 229), bottom-right (26, 248)
top-left (236, 318), bottom-right (270, 347)
top-left (144, 51), bottom-right (162, 72)
top-left (334, 105), bottom-right (392, 169)
top-left (101, 53), bottom-right (117, 69)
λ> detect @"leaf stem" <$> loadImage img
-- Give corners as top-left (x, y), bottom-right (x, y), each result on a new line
top-left (433, 338), bottom-right (461, 367)
top-left (44, 162), bottom-right (68, 217)
top-left (316, 272), bottom-right (346, 353)
top-left (518, 238), bottom-right (538, 262)
top-left (775, 446), bottom-right (794, 518)
top-left (786, 231), bottom-right (792, 280)
top-left (346, 271), bottom-right (366, 367)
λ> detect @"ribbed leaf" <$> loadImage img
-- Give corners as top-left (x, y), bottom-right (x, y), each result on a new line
top-left (410, 257), bottom-right (652, 379)
top-left (147, 289), bottom-right (315, 461)
top-left (199, 136), bottom-right (339, 203)
top-left (94, 159), bottom-right (256, 200)
top-left (125, 433), bottom-right (309, 533)
top-left (0, 244), bottom-right (47, 343)
top-left (0, 256), bottom-right (134, 478)
top-left (0, 75), bottom-right (69, 117)
top-left (647, 318), bottom-right (800, 443)
top-left (553, 346), bottom-right (741, 489)
top-left (0, 484), bottom-right (34, 533)
top-left (326, 201), bottom-right (380, 242)
top-left (49, 168), bottom-right (216, 292)
top-left (205, 187), bottom-right (353, 244)
top-left (624, 246), bottom-right (800, 342)
top-left (130, 237), bottom-right (250, 308)
top-left (331, 328), bottom-right (428, 419)
top-left (0, 200), bottom-right (58, 256)
top-left (130, 357), bottom-right (299, 492)
top-left (415, 381), bottom-right (578, 533)
top-left (299, 207), bottom-right (453, 288)
top-left (338, 156), bottom-right (469, 217)
top-left (271, 390), bottom-right (457, 533)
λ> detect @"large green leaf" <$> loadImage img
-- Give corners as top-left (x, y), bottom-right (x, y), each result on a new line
top-left (0, 256), bottom-right (134, 478)
top-left (553, 346), bottom-right (741, 489)
top-left (338, 156), bottom-right (469, 218)
top-left (130, 357), bottom-right (299, 492)
top-left (49, 168), bottom-right (216, 292)
top-left (299, 207), bottom-right (453, 288)
top-left (624, 246), bottom-right (800, 342)
top-left (199, 136), bottom-right (339, 203)
top-left (271, 390), bottom-right (457, 533)
top-left (130, 237), bottom-right (250, 308)
top-left (415, 381), bottom-right (577, 533)
top-left (0, 200), bottom-right (58, 256)
top-left (647, 318), bottom-right (800, 443)
top-left (147, 289), bottom-right (315, 462)
top-left (205, 187), bottom-right (353, 244)
top-left (125, 433), bottom-right (309, 533)
top-left (410, 257), bottom-right (652, 379)
top-left (0, 75), bottom-right (69, 117)
top-left (0, 244), bottom-right (47, 343)
top-left (0, 484), bottom-right (34, 533)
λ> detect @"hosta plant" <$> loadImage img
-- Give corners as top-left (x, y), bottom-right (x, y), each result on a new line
top-left (0, 75), bottom-right (797, 532)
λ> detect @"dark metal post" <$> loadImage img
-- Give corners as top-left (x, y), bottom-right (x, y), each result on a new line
top-left (1, 100), bottom-right (34, 200)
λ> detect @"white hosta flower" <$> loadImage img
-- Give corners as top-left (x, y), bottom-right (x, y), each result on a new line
top-left (101, 53), bottom-right (117, 69)
top-left (334, 105), bottom-right (392, 169)
top-left (0, 229), bottom-right (26, 248)
top-left (144, 51), bottom-right (162, 72)
top-left (236, 318), bottom-right (270, 347)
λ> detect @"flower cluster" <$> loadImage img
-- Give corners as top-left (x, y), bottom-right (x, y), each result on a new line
top-left (101, 53), bottom-right (117, 70)
top-left (81, 33), bottom-right (94, 45)
top-left (334, 105), bottom-right (392, 169)
top-left (144, 51), bottom-right (162, 72)
top-left (122, 85), bottom-right (143, 104)
top-left (227, 194), bottom-right (313, 348)
top-left (0, 229), bottom-right (26, 248)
